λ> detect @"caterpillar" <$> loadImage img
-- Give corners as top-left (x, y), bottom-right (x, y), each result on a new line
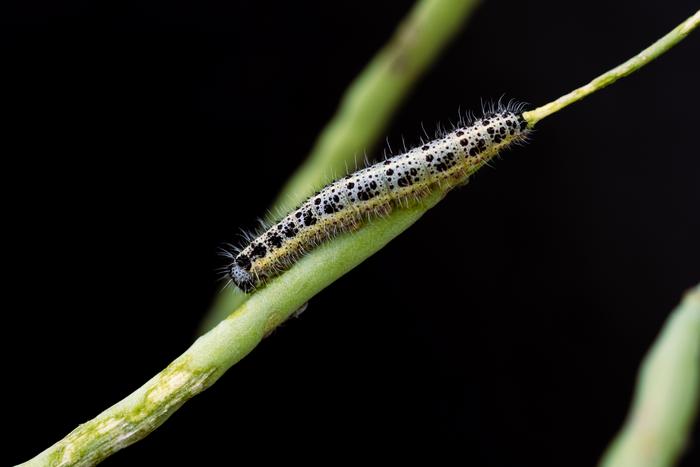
top-left (225, 102), bottom-right (530, 292)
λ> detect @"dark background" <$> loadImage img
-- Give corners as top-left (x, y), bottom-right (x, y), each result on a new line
top-left (3, 0), bottom-right (699, 465)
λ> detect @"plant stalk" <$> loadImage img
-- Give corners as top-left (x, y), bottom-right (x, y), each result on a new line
top-left (600, 285), bottom-right (700, 467)
top-left (523, 10), bottom-right (700, 126)
top-left (198, 0), bottom-right (481, 333)
top-left (21, 9), bottom-right (700, 467)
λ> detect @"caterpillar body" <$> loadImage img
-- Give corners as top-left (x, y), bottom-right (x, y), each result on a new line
top-left (226, 105), bottom-right (530, 292)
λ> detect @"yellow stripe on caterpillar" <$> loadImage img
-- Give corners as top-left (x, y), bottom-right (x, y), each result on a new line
top-left (226, 103), bottom-right (530, 292)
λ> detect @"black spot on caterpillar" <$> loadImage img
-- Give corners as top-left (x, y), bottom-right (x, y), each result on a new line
top-left (224, 102), bottom-right (530, 292)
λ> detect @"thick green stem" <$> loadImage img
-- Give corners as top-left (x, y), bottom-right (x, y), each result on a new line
top-left (22, 8), bottom-right (700, 467)
top-left (600, 285), bottom-right (700, 467)
top-left (523, 10), bottom-right (700, 126)
top-left (198, 0), bottom-right (480, 333)
top-left (22, 192), bottom-right (444, 467)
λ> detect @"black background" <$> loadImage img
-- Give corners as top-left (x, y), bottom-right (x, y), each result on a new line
top-left (3, 0), bottom-right (699, 465)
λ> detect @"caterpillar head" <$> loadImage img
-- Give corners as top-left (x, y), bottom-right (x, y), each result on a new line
top-left (229, 258), bottom-right (255, 293)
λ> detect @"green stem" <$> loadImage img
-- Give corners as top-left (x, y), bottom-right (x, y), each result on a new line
top-left (22, 9), bottom-right (700, 467)
top-left (273, 0), bottom-right (481, 211)
top-left (600, 285), bottom-right (700, 467)
top-left (23, 192), bottom-right (445, 467)
top-left (523, 9), bottom-right (700, 126)
top-left (198, 0), bottom-right (480, 333)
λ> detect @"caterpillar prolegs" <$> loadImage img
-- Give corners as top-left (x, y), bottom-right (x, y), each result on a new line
top-left (225, 103), bottom-right (531, 292)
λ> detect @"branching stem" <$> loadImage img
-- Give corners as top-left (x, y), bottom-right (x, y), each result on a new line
top-left (20, 8), bottom-right (700, 467)
top-left (198, 0), bottom-right (480, 333)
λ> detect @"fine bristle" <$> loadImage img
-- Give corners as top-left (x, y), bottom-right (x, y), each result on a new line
top-left (222, 103), bottom-right (531, 292)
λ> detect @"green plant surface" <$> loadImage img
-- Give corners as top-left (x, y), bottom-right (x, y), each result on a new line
top-left (20, 8), bottom-right (700, 467)
top-left (24, 190), bottom-right (445, 467)
top-left (272, 0), bottom-right (481, 210)
top-left (198, 0), bottom-right (481, 333)
top-left (600, 285), bottom-right (700, 467)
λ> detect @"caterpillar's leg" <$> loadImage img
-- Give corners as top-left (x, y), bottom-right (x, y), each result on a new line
top-left (293, 302), bottom-right (309, 318)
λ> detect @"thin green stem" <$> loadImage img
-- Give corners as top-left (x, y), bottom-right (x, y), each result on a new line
top-left (523, 10), bottom-right (700, 126)
top-left (600, 285), bottom-right (700, 467)
top-left (198, 0), bottom-right (480, 333)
